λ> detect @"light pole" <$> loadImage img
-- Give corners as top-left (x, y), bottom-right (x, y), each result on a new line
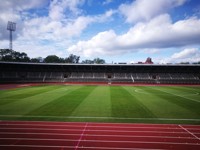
top-left (7, 21), bottom-right (16, 50)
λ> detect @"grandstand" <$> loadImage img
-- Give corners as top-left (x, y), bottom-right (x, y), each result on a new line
top-left (0, 62), bottom-right (200, 84)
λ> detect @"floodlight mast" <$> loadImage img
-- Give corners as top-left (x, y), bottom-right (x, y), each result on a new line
top-left (7, 21), bottom-right (16, 50)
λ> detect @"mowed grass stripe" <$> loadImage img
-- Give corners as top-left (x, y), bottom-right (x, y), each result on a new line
top-left (0, 85), bottom-right (75, 115)
top-left (132, 86), bottom-right (199, 119)
top-left (71, 86), bottom-right (111, 117)
top-left (26, 86), bottom-right (96, 117)
top-left (0, 85), bottom-right (64, 105)
top-left (110, 86), bottom-right (155, 118)
top-left (0, 85), bottom-right (200, 124)
top-left (161, 86), bottom-right (200, 102)
top-left (0, 85), bottom-right (52, 98)
top-left (149, 87), bottom-right (200, 118)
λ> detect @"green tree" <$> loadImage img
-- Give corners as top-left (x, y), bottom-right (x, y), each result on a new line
top-left (82, 58), bottom-right (106, 64)
top-left (44, 55), bottom-right (61, 63)
top-left (81, 59), bottom-right (94, 64)
top-left (65, 54), bottom-right (80, 63)
top-left (31, 57), bottom-right (43, 63)
top-left (93, 58), bottom-right (105, 64)
top-left (0, 49), bottom-right (30, 62)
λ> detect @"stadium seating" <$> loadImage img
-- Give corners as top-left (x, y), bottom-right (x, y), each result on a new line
top-left (0, 62), bottom-right (199, 84)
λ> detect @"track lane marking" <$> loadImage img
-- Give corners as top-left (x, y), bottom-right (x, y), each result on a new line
top-left (1, 127), bottom-right (198, 134)
top-left (0, 137), bottom-right (200, 145)
top-left (1, 124), bottom-right (191, 130)
top-left (0, 132), bottom-right (197, 139)
top-left (75, 122), bottom-right (88, 150)
top-left (0, 145), bottom-right (163, 150)
top-left (179, 125), bottom-right (200, 141)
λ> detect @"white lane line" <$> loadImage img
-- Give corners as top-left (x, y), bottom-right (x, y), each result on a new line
top-left (0, 115), bottom-right (200, 121)
top-left (0, 127), bottom-right (195, 134)
top-left (152, 87), bottom-right (200, 103)
top-left (0, 145), bottom-right (163, 150)
top-left (0, 123), bottom-right (187, 130)
top-left (0, 132), bottom-right (196, 139)
top-left (179, 125), bottom-right (200, 141)
top-left (75, 122), bottom-right (88, 150)
top-left (0, 138), bottom-right (200, 145)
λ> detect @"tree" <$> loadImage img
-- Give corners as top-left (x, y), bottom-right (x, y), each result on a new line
top-left (180, 62), bottom-right (190, 64)
top-left (81, 58), bottom-right (106, 64)
top-left (65, 54), bottom-right (80, 63)
top-left (81, 59), bottom-right (94, 64)
top-left (0, 49), bottom-right (30, 62)
top-left (44, 55), bottom-right (61, 63)
top-left (31, 57), bottom-right (43, 63)
top-left (93, 58), bottom-right (105, 64)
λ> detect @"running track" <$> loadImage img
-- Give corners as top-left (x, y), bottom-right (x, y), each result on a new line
top-left (0, 121), bottom-right (200, 150)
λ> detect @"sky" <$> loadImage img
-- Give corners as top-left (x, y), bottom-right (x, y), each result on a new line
top-left (0, 0), bottom-right (200, 64)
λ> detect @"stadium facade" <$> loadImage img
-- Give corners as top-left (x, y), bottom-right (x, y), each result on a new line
top-left (0, 62), bottom-right (200, 84)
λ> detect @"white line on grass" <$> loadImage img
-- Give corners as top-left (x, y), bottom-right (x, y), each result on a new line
top-left (0, 115), bottom-right (200, 121)
top-left (134, 89), bottom-right (199, 96)
top-left (150, 87), bottom-right (200, 103)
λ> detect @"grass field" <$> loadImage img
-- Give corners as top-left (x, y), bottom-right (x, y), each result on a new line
top-left (0, 84), bottom-right (200, 124)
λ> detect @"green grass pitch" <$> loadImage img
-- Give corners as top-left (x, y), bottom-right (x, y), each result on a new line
top-left (0, 85), bottom-right (200, 124)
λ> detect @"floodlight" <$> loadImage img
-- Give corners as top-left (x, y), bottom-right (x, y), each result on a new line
top-left (7, 21), bottom-right (16, 50)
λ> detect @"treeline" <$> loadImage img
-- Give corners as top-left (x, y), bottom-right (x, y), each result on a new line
top-left (0, 49), bottom-right (105, 64)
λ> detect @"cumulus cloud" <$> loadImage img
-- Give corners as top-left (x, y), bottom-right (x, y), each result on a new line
top-left (119, 0), bottom-right (187, 23)
top-left (0, 0), bottom-right (115, 57)
top-left (0, 0), bottom-right (49, 40)
top-left (160, 48), bottom-right (200, 63)
top-left (171, 48), bottom-right (200, 59)
top-left (0, 0), bottom-right (48, 11)
top-left (68, 14), bottom-right (200, 57)
top-left (103, 0), bottom-right (113, 5)
top-left (49, 0), bottom-right (85, 20)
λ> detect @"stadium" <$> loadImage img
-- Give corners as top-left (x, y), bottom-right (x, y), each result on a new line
top-left (0, 62), bottom-right (200, 149)
top-left (1, 0), bottom-right (200, 149)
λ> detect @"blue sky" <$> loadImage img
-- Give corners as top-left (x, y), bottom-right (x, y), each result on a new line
top-left (0, 0), bottom-right (200, 63)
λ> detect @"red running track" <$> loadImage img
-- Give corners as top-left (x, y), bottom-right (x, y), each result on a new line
top-left (0, 121), bottom-right (200, 150)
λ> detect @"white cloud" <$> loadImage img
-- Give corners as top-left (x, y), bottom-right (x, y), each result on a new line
top-left (160, 48), bottom-right (200, 63)
top-left (49, 0), bottom-right (85, 20)
top-left (0, 0), bottom-right (48, 11)
top-left (119, 0), bottom-right (187, 23)
top-left (103, 0), bottom-right (113, 5)
top-left (0, 0), bottom-right (115, 58)
top-left (171, 48), bottom-right (199, 59)
top-left (0, 0), bottom-right (48, 40)
top-left (68, 14), bottom-right (200, 57)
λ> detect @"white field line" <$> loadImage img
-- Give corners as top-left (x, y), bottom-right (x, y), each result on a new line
top-left (0, 145), bottom-right (163, 150)
top-left (0, 115), bottom-right (200, 121)
top-left (0, 127), bottom-right (198, 134)
top-left (179, 125), bottom-right (200, 141)
top-left (75, 123), bottom-right (88, 150)
top-left (0, 132), bottom-right (196, 139)
top-left (151, 87), bottom-right (200, 103)
top-left (0, 138), bottom-right (200, 146)
top-left (134, 89), bottom-right (199, 96)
